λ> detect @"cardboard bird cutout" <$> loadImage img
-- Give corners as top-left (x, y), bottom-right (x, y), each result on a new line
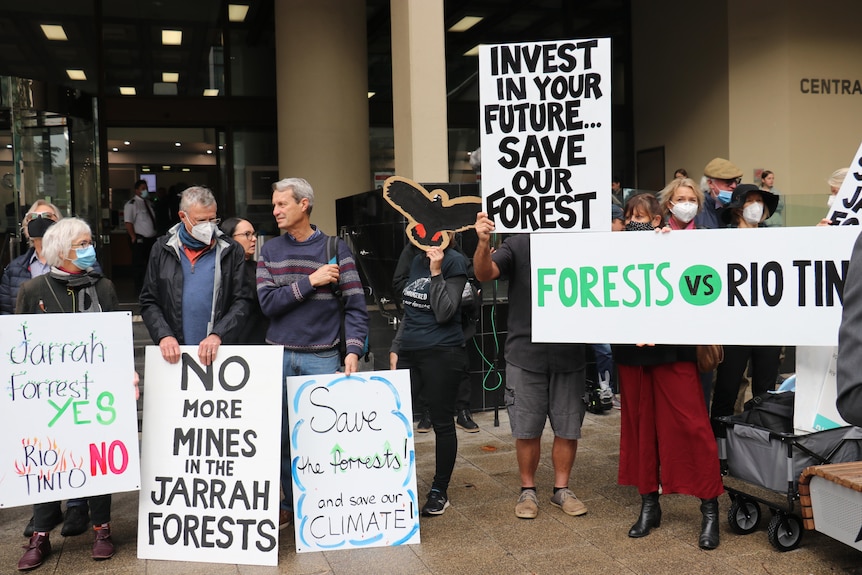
top-left (383, 176), bottom-right (481, 251)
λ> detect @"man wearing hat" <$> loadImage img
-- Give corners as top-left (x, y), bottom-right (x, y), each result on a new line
top-left (695, 157), bottom-right (743, 229)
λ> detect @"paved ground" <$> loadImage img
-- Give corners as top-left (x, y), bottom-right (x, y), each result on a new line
top-left (2, 403), bottom-right (862, 575)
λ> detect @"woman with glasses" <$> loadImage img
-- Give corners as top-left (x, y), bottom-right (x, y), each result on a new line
top-left (220, 217), bottom-right (269, 343)
top-left (14, 217), bottom-right (124, 570)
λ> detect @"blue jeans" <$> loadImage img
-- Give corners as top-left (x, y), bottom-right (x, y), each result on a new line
top-left (280, 348), bottom-right (340, 512)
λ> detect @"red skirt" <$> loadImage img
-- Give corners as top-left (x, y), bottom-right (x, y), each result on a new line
top-left (618, 361), bottom-right (723, 499)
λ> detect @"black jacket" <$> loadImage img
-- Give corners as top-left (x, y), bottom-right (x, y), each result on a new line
top-left (139, 225), bottom-right (252, 345)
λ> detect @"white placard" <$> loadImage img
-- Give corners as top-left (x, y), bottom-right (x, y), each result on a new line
top-left (286, 369), bottom-right (420, 553)
top-left (479, 38), bottom-right (611, 233)
top-left (137, 346), bottom-right (282, 566)
top-left (825, 140), bottom-right (862, 225)
top-left (0, 312), bottom-right (139, 507)
top-left (530, 226), bottom-right (860, 345)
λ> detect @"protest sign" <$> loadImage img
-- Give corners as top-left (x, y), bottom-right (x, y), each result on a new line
top-left (0, 312), bottom-right (139, 508)
top-left (286, 369), bottom-right (420, 553)
top-left (138, 345), bottom-right (282, 566)
top-left (530, 226), bottom-right (860, 346)
top-left (825, 140), bottom-right (862, 225)
top-left (479, 38), bottom-right (611, 233)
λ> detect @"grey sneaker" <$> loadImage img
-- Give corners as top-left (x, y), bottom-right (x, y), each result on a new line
top-left (515, 489), bottom-right (539, 519)
top-left (550, 488), bottom-right (587, 516)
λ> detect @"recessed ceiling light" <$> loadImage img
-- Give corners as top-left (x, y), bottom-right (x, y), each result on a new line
top-left (162, 72), bottom-right (179, 83)
top-left (6, 144), bottom-right (12, 149)
top-left (162, 29), bottom-right (182, 46)
top-left (162, 165), bottom-right (171, 170)
top-left (218, 145), bottom-right (224, 150)
top-left (367, 92), bottom-right (375, 99)
top-left (206, 150), bottom-right (213, 154)
top-left (66, 69), bottom-right (87, 80)
top-left (182, 168), bottom-right (191, 172)
top-left (448, 16), bottom-right (483, 32)
top-left (229, 4), bottom-right (250, 22)
top-left (174, 142), bottom-right (181, 147)
top-left (119, 86), bottom-right (136, 95)
top-left (142, 167), bottom-right (151, 172)
top-left (40, 24), bottom-right (68, 41)
top-left (463, 45), bottom-right (481, 57)
top-left (203, 89), bottom-right (219, 96)
top-left (112, 147), bottom-right (119, 152)
top-left (124, 141), bottom-right (131, 145)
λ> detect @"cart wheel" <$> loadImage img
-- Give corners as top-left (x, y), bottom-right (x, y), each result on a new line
top-left (767, 513), bottom-right (804, 552)
top-left (727, 498), bottom-right (760, 534)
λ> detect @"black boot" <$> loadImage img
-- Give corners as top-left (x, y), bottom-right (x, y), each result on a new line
top-left (699, 498), bottom-right (720, 549)
top-left (628, 492), bottom-right (661, 538)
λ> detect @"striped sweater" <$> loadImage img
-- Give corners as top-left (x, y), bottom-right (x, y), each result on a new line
top-left (257, 228), bottom-right (368, 356)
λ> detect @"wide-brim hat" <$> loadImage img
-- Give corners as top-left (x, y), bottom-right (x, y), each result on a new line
top-left (720, 184), bottom-right (779, 224)
top-left (704, 157), bottom-right (743, 180)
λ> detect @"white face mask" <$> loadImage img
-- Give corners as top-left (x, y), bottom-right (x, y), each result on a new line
top-left (670, 201), bottom-right (698, 223)
top-left (742, 202), bottom-right (764, 225)
top-left (190, 221), bottom-right (216, 244)
top-left (827, 194), bottom-right (837, 207)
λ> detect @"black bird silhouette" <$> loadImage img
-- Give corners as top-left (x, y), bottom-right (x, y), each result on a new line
top-left (383, 176), bottom-right (481, 250)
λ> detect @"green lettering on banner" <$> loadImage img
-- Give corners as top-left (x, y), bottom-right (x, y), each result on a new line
top-left (679, 264), bottom-right (722, 306)
top-left (602, 266), bottom-right (619, 307)
top-left (559, 268), bottom-right (578, 307)
top-left (537, 268), bottom-right (556, 306)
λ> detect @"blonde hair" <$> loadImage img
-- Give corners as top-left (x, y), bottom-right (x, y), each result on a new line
top-left (657, 177), bottom-right (705, 218)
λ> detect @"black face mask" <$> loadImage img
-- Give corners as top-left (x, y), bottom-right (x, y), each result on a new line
top-left (27, 217), bottom-right (56, 238)
top-left (625, 220), bottom-right (654, 232)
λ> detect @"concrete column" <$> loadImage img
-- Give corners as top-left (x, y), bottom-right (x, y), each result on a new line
top-left (274, 0), bottom-right (370, 234)
top-left (390, 0), bottom-right (449, 182)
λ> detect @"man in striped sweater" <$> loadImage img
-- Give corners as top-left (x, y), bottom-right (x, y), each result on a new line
top-left (256, 177), bottom-right (368, 528)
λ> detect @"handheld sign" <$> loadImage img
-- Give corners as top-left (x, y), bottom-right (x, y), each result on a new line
top-left (530, 226), bottom-right (859, 346)
top-left (137, 346), bottom-right (282, 566)
top-left (825, 141), bottom-right (862, 225)
top-left (0, 312), bottom-right (140, 507)
top-left (383, 176), bottom-right (481, 251)
top-left (286, 369), bottom-right (420, 553)
top-left (479, 38), bottom-right (611, 233)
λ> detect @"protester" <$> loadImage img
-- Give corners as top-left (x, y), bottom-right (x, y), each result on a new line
top-left (837, 227), bottom-right (862, 426)
top-left (14, 217), bottom-right (123, 570)
top-left (139, 186), bottom-right (251, 367)
top-left (759, 170), bottom-right (785, 227)
top-left (695, 157), bottom-right (742, 229)
top-left (473, 211), bottom-right (588, 519)
top-left (256, 177), bottom-right (368, 528)
top-left (710, 184), bottom-right (782, 431)
top-left (394, 239), bottom-right (469, 515)
top-left (219, 217), bottom-right (269, 343)
top-left (613, 181), bottom-right (724, 550)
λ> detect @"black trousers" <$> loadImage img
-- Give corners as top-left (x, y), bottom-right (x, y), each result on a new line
top-left (34, 495), bottom-right (110, 531)
top-left (710, 345), bottom-right (781, 432)
top-left (398, 346), bottom-right (466, 493)
top-left (132, 236), bottom-right (157, 294)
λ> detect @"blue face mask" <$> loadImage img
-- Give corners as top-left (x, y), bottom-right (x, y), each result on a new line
top-left (73, 245), bottom-right (97, 269)
top-left (718, 190), bottom-right (733, 205)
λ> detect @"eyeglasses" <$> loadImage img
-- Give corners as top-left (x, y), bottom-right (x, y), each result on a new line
top-left (71, 240), bottom-right (96, 249)
top-left (232, 231), bottom-right (256, 240)
top-left (720, 177), bottom-right (742, 186)
top-left (26, 212), bottom-right (57, 221)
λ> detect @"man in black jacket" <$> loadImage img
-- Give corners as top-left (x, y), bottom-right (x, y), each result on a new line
top-left (139, 186), bottom-right (252, 366)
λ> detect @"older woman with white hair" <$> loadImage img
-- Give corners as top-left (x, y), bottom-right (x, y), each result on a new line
top-left (14, 217), bottom-right (120, 571)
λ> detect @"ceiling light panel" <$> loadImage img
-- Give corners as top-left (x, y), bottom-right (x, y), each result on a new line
top-left (162, 30), bottom-right (183, 46)
top-left (229, 4), bottom-right (250, 22)
top-left (40, 24), bottom-right (68, 41)
top-left (448, 16), bottom-right (483, 32)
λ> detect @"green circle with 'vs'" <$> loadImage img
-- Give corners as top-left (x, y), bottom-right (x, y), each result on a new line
top-left (679, 265), bottom-right (721, 306)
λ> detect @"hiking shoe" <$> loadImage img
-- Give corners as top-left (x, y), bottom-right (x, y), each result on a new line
top-left (416, 410), bottom-right (432, 433)
top-left (91, 524), bottom-right (114, 560)
top-left (18, 533), bottom-right (50, 571)
top-left (515, 489), bottom-right (539, 519)
top-left (550, 488), bottom-right (587, 516)
top-left (421, 490), bottom-right (449, 516)
top-left (456, 410), bottom-right (479, 432)
top-left (61, 505), bottom-right (90, 537)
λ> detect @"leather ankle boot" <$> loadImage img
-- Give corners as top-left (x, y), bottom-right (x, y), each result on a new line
top-left (628, 492), bottom-right (661, 538)
top-left (699, 498), bottom-right (720, 549)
